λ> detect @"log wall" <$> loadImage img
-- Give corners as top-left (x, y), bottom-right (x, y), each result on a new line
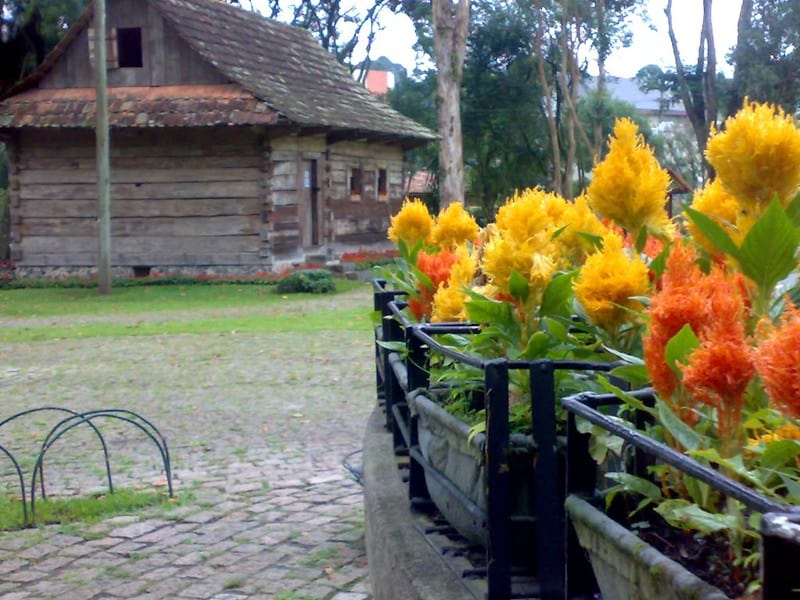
top-left (325, 141), bottom-right (405, 247)
top-left (11, 127), bottom-right (264, 269)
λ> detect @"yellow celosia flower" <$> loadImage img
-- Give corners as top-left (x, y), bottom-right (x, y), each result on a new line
top-left (431, 202), bottom-right (480, 249)
top-left (558, 193), bottom-right (611, 264)
top-left (494, 188), bottom-right (567, 245)
top-left (431, 244), bottom-right (477, 322)
top-left (748, 423), bottom-right (800, 446)
top-left (480, 189), bottom-right (568, 296)
top-left (706, 100), bottom-right (800, 211)
top-left (687, 179), bottom-right (744, 252)
top-left (387, 198), bottom-right (434, 247)
top-left (588, 118), bottom-right (674, 241)
top-left (574, 232), bottom-right (650, 331)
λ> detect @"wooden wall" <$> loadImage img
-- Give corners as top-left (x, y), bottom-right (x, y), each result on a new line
top-left (41, 0), bottom-right (227, 89)
top-left (325, 141), bottom-right (405, 247)
top-left (267, 134), bottom-right (326, 258)
top-left (264, 136), bottom-right (406, 260)
top-left (10, 127), bottom-right (265, 268)
top-left (8, 127), bottom-right (411, 274)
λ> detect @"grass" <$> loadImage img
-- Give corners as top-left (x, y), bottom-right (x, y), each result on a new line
top-left (301, 547), bottom-right (340, 567)
top-left (0, 278), bottom-right (365, 317)
top-left (0, 279), bottom-right (373, 342)
top-left (0, 488), bottom-right (178, 531)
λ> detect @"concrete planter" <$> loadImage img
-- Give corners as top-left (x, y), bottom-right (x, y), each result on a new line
top-left (411, 393), bottom-right (538, 564)
top-left (565, 495), bottom-right (731, 600)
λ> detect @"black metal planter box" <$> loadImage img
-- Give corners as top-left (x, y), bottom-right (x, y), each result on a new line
top-left (372, 279), bottom-right (614, 599)
top-left (562, 389), bottom-right (800, 600)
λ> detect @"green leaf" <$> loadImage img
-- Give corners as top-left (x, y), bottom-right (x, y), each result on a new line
top-left (738, 199), bottom-right (800, 298)
top-left (609, 364), bottom-right (651, 389)
top-left (604, 472), bottom-right (661, 513)
top-left (508, 269), bottom-right (530, 304)
top-left (664, 324), bottom-right (700, 375)
top-left (605, 472), bottom-right (662, 500)
top-left (655, 499), bottom-right (739, 533)
top-left (465, 295), bottom-right (514, 326)
top-left (467, 421), bottom-right (485, 445)
top-left (540, 270), bottom-right (577, 318)
top-left (683, 476), bottom-right (712, 509)
top-left (685, 206), bottom-right (742, 260)
top-left (780, 474), bottom-right (800, 503)
top-left (597, 377), bottom-right (657, 417)
top-left (376, 340), bottom-right (408, 353)
top-left (760, 439), bottom-right (800, 471)
top-left (635, 225), bottom-right (649, 254)
top-left (519, 331), bottom-right (556, 360)
top-left (542, 316), bottom-right (569, 343)
top-left (784, 192), bottom-right (800, 227)
top-left (577, 231), bottom-right (604, 251)
top-left (648, 242), bottom-right (672, 280)
top-left (657, 400), bottom-right (702, 451)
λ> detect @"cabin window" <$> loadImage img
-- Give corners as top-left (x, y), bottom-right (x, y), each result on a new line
top-left (88, 27), bottom-right (142, 69)
top-left (349, 167), bottom-right (362, 201)
top-left (377, 168), bottom-right (388, 201)
top-left (117, 27), bottom-right (143, 68)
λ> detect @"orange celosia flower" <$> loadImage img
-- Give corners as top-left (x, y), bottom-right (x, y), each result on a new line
top-left (682, 321), bottom-right (755, 442)
top-left (644, 243), bottom-right (708, 399)
top-left (754, 304), bottom-right (800, 419)
top-left (409, 249), bottom-right (459, 320)
top-left (644, 241), bottom-right (753, 430)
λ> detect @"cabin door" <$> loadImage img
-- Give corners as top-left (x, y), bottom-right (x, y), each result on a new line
top-left (302, 159), bottom-right (321, 246)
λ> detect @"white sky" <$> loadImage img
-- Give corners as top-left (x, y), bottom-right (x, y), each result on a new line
top-left (252, 0), bottom-right (744, 78)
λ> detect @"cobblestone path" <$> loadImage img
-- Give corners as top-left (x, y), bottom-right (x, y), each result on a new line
top-left (0, 286), bottom-right (375, 599)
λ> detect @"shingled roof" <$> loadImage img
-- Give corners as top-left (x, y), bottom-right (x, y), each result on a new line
top-left (0, 0), bottom-right (435, 146)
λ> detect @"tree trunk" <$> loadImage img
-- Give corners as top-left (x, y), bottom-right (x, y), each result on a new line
top-left (728, 0), bottom-right (753, 116)
top-left (433, 0), bottom-right (469, 208)
top-left (665, 0), bottom-right (716, 180)
top-left (534, 0), bottom-right (562, 195)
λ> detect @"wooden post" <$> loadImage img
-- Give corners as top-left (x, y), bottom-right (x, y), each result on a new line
top-left (94, 0), bottom-right (112, 294)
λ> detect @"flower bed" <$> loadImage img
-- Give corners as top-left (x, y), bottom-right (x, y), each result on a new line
top-left (373, 99), bottom-right (800, 599)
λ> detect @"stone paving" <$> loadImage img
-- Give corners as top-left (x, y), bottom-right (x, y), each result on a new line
top-left (0, 287), bottom-right (376, 599)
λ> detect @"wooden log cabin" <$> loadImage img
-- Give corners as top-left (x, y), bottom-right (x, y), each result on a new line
top-left (0, 0), bottom-right (434, 278)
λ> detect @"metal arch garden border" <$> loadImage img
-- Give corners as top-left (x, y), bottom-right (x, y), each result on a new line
top-left (0, 443), bottom-right (28, 522)
top-left (0, 406), bottom-right (172, 526)
top-left (0, 407), bottom-right (113, 523)
top-left (30, 409), bottom-right (173, 521)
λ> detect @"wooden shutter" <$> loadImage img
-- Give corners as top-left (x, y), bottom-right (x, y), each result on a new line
top-left (87, 27), bottom-right (119, 69)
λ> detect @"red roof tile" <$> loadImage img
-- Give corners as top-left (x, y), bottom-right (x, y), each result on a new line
top-left (0, 84), bottom-right (279, 128)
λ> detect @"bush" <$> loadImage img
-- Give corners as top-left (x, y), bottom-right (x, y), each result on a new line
top-left (275, 269), bottom-right (335, 294)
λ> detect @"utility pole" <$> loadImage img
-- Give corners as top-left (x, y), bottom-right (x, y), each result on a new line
top-left (94, 0), bottom-right (112, 294)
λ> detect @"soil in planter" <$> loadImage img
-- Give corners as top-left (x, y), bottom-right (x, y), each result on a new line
top-left (612, 503), bottom-right (758, 599)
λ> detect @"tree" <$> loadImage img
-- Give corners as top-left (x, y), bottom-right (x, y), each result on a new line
top-left (664, 0), bottom-right (718, 180)
top-left (0, 0), bottom-right (86, 93)
top-left (461, 0), bottom-right (550, 216)
top-left (431, 0), bottom-right (469, 208)
top-left (728, 0), bottom-right (800, 114)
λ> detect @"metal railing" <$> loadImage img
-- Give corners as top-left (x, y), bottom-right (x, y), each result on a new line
top-left (562, 389), bottom-right (800, 599)
top-left (373, 279), bottom-right (616, 599)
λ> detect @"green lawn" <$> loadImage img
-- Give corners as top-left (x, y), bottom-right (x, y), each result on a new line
top-left (0, 278), bottom-right (365, 317)
top-left (0, 279), bottom-right (375, 342)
